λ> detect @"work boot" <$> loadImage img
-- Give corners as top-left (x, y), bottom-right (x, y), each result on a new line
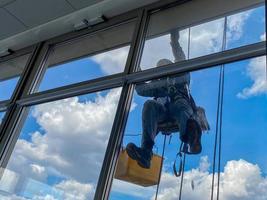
top-left (185, 119), bottom-right (202, 154)
top-left (126, 143), bottom-right (153, 169)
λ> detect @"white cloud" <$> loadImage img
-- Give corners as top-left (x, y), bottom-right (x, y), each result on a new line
top-left (32, 195), bottom-right (58, 200)
top-left (152, 159), bottom-right (267, 200)
top-left (0, 168), bottom-right (20, 194)
top-left (30, 164), bottom-right (46, 177)
top-left (3, 88), bottom-right (122, 199)
top-left (0, 194), bottom-right (27, 200)
top-left (91, 46), bottom-right (130, 75)
top-left (111, 179), bottom-right (155, 199)
top-left (55, 179), bottom-right (95, 200)
top-left (227, 10), bottom-right (252, 42)
top-left (199, 155), bottom-right (210, 172)
top-left (190, 18), bottom-right (224, 58)
top-left (0, 168), bottom-right (93, 200)
top-left (237, 56), bottom-right (267, 99)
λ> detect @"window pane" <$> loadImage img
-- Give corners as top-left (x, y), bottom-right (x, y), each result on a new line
top-left (0, 88), bottom-right (122, 200)
top-left (226, 5), bottom-right (266, 50)
top-left (109, 67), bottom-right (220, 199)
top-left (218, 56), bottom-right (267, 199)
top-left (37, 21), bottom-right (135, 92)
top-left (0, 54), bottom-right (30, 101)
top-left (189, 18), bottom-right (224, 59)
top-left (140, 28), bottom-right (189, 70)
top-left (140, 1), bottom-right (264, 70)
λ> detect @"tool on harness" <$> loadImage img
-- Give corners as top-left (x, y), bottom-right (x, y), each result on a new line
top-left (173, 142), bottom-right (187, 177)
top-left (172, 141), bottom-right (201, 178)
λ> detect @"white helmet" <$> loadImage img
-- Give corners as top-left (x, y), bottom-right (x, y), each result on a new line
top-left (156, 59), bottom-right (173, 67)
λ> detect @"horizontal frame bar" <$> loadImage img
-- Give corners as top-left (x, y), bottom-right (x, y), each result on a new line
top-left (17, 73), bottom-right (125, 106)
top-left (0, 45), bottom-right (34, 63)
top-left (127, 41), bottom-right (266, 83)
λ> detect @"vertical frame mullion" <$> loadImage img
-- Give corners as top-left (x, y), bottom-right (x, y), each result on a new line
top-left (125, 9), bottom-right (149, 74)
top-left (19, 43), bottom-right (51, 97)
top-left (0, 42), bottom-right (45, 167)
top-left (94, 8), bottom-right (150, 200)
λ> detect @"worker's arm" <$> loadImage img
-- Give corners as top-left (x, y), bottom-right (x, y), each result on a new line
top-left (170, 30), bottom-right (186, 62)
top-left (135, 79), bottom-right (168, 97)
top-left (170, 29), bottom-right (190, 85)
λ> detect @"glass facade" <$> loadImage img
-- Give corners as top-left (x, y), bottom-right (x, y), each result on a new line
top-left (0, 0), bottom-right (266, 200)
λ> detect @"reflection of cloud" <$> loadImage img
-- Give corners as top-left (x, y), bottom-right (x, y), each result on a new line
top-left (91, 46), bottom-right (130, 74)
top-left (4, 89), bottom-right (122, 199)
top-left (0, 168), bottom-right (93, 200)
top-left (141, 8), bottom-right (256, 69)
top-left (153, 159), bottom-right (267, 200)
top-left (55, 179), bottom-right (94, 200)
top-left (0, 195), bottom-right (27, 200)
top-left (111, 179), bottom-right (155, 199)
top-left (237, 55), bottom-right (267, 99)
top-left (190, 18), bottom-right (224, 58)
top-left (227, 10), bottom-right (252, 42)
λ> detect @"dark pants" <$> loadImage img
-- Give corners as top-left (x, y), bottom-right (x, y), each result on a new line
top-left (141, 97), bottom-right (194, 150)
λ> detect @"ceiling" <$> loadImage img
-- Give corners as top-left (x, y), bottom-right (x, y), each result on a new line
top-left (0, 0), bottom-right (159, 52)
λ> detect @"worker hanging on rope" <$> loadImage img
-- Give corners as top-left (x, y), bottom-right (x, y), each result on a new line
top-left (126, 29), bottom-right (210, 169)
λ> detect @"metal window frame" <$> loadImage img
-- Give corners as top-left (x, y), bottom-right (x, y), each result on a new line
top-left (0, 0), bottom-right (265, 200)
top-left (0, 45), bottom-right (35, 107)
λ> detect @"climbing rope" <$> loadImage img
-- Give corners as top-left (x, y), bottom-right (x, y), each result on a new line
top-left (211, 16), bottom-right (227, 200)
top-left (177, 27), bottom-right (191, 200)
top-left (216, 16), bottom-right (227, 200)
top-left (178, 152), bottom-right (186, 200)
top-left (154, 134), bottom-right (167, 200)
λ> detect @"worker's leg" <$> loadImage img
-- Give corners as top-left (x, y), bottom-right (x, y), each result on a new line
top-left (141, 99), bottom-right (167, 149)
top-left (127, 99), bottom-right (167, 168)
top-left (169, 96), bottom-right (202, 154)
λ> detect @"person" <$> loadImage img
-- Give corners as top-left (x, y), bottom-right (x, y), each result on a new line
top-left (126, 30), bottom-right (202, 169)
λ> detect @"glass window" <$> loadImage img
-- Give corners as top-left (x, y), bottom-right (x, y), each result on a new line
top-left (218, 56), bottom-right (267, 199)
top-left (140, 28), bottom-right (189, 70)
top-left (109, 66), bottom-right (221, 199)
top-left (189, 18), bottom-right (224, 59)
top-left (37, 21), bottom-right (136, 92)
top-left (0, 87), bottom-right (122, 200)
top-left (226, 5), bottom-right (266, 49)
top-left (0, 54), bottom-right (30, 101)
top-left (140, 2), bottom-right (265, 70)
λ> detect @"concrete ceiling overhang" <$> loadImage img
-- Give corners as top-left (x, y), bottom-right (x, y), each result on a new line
top-left (0, 0), bottom-right (159, 52)
top-left (0, 0), bottom-right (265, 53)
